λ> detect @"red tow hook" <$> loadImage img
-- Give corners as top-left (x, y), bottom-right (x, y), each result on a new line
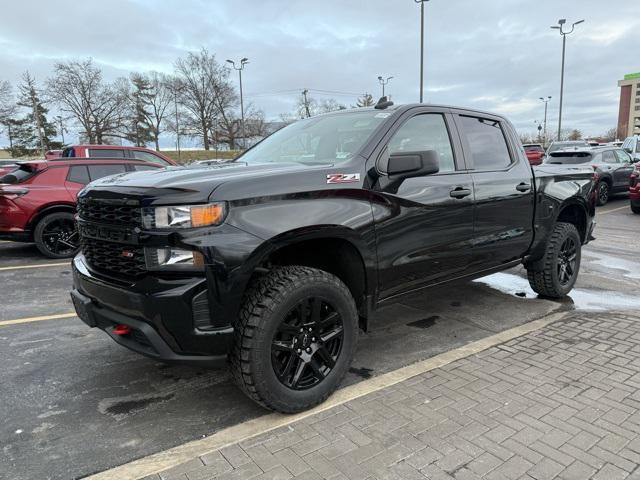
top-left (112, 324), bottom-right (132, 336)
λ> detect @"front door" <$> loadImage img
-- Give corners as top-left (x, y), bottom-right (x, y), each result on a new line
top-left (613, 149), bottom-right (635, 190)
top-left (371, 110), bottom-right (475, 300)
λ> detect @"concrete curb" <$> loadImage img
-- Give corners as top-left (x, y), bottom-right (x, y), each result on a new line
top-left (85, 310), bottom-right (569, 480)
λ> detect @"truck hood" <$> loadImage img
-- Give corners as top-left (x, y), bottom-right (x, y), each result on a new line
top-left (81, 161), bottom-right (330, 206)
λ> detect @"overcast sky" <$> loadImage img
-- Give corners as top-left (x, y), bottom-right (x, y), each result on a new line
top-left (1, 0), bottom-right (638, 145)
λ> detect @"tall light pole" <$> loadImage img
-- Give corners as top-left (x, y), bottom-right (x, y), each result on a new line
top-left (414, 0), bottom-right (430, 103)
top-left (169, 82), bottom-right (184, 162)
top-left (377, 76), bottom-right (393, 97)
top-left (551, 18), bottom-right (583, 140)
top-left (539, 96), bottom-right (551, 147)
top-left (227, 58), bottom-right (249, 149)
top-left (55, 115), bottom-right (66, 145)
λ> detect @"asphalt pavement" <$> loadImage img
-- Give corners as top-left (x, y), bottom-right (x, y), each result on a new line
top-left (0, 195), bottom-right (637, 480)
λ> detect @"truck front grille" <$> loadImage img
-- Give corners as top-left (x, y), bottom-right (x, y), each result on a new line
top-left (80, 238), bottom-right (146, 277)
top-left (77, 200), bottom-right (142, 227)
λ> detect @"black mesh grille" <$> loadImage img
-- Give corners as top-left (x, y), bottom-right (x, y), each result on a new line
top-left (77, 200), bottom-right (142, 227)
top-left (81, 238), bottom-right (146, 277)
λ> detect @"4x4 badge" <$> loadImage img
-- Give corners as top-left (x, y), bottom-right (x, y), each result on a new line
top-left (327, 173), bottom-right (360, 184)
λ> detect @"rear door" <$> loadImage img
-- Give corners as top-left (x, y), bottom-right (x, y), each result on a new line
top-left (371, 108), bottom-right (475, 299)
top-left (613, 149), bottom-right (635, 189)
top-left (454, 112), bottom-right (535, 271)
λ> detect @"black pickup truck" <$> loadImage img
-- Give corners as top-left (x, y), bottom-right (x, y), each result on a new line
top-left (71, 102), bottom-right (596, 412)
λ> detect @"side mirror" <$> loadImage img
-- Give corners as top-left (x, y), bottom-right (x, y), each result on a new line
top-left (387, 150), bottom-right (440, 178)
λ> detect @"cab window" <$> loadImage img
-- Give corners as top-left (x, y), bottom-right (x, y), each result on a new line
top-left (387, 114), bottom-right (456, 172)
top-left (88, 149), bottom-right (126, 158)
top-left (459, 116), bottom-right (512, 170)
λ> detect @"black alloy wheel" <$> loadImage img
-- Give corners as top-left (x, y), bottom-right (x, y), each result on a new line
top-left (557, 236), bottom-right (577, 286)
top-left (271, 297), bottom-right (344, 390)
top-left (597, 181), bottom-right (609, 205)
top-left (34, 212), bottom-right (80, 258)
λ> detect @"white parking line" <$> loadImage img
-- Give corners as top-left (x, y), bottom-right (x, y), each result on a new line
top-left (86, 311), bottom-right (569, 480)
top-left (599, 205), bottom-right (629, 215)
top-left (0, 312), bottom-right (76, 327)
top-left (0, 262), bottom-right (69, 272)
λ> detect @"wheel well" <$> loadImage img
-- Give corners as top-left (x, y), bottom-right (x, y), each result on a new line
top-left (557, 204), bottom-right (587, 242)
top-left (28, 204), bottom-right (76, 232)
top-left (599, 175), bottom-right (612, 186)
top-left (263, 238), bottom-right (367, 311)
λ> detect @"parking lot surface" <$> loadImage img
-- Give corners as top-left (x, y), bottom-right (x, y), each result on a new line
top-left (0, 197), bottom-right (638, 480)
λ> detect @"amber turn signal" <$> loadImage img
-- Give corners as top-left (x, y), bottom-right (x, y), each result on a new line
top-left (190, 203), bottom-right (225, 227)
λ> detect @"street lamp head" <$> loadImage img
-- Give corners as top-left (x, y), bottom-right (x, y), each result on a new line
top-left (241, 57), bottom-right (249, 64)
top-left (558, 19), bottom-right (566, 25)
top-left (378, 76), bottom-right (383, 81)
top-left (573, 19), bottom-right (584, 26)
top-left (226, 59), bottom-right (234, 65)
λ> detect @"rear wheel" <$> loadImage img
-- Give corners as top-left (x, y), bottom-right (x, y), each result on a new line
top-left (631, 203), bottom-right (640, 214)
top-left (230, 266), bottom-right (358, 413)
top-left (526, 222), bottom-right (581, 298)
top-left (34, 212), bottom-right (80, 259)
top-left (596, 181), bottom-right (609, 206)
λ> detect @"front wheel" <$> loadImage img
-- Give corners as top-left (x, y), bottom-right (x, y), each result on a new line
top-left (230, 266), bottom-right (358, 413)
top-left (34, 212), bottom-right (80, 259)
top-left (526, 222), bottom-right (581, 298)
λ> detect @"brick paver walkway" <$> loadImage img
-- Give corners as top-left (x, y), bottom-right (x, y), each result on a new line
top-left (148, 311), bottom-right (640, 480)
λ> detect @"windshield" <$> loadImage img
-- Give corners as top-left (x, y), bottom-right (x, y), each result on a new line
top-left (237, 110), bottom-right (391, 165)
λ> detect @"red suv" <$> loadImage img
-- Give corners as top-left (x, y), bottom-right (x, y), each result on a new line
top-left (61, 145), bottom-right (177, 166)
top-left (0, 158), bottom-right (162, 258)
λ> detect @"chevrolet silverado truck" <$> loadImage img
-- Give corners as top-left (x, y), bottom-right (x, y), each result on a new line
top-left (70, 101), bottom-right (596, 412)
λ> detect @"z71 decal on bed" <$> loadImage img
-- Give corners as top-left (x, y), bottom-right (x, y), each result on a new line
top-left (326, 173), bottom-right (360, 184)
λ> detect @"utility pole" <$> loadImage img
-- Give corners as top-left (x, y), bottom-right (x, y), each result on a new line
top-left (377, 76), bottom-right (393, 97)
top-left (227, 58), bottom-right (249, 149)
top-left (56, 116), bottom-right (66, 145)
top-left (551, 19), bottom-right (584, 141)
top-left (415, 0), bottom-right (430, 103)
top-left (302, 89), bottom-right (311, 118)
top-left (539, 96), bottom-right (551, 147)
top-left (169, 83), bottom-right (184, 162)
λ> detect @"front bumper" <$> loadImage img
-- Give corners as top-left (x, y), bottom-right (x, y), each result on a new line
top-left (71, 255), bottom-right (233, 366)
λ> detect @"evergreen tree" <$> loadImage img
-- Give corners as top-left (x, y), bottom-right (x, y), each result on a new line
top-left (127, 73), bottom-right (154, 146)
top-left (11, 71), bottom-right (56, 155)
top-left (356, 93), bottom-right (374, 107)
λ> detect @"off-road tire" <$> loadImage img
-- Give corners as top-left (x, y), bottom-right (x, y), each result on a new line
top-left (596, 181), bottom-right (609, 206)
top-left (526, 222), bottom-right (581, 299)
top-left (34, 212), bottom-right (80, 259)
top-left (230, 266), bottom-right (358, 413)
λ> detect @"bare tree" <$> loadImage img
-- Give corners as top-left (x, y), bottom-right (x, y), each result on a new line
top-left (47, 58), bottom-right (127, 144)
top-left (601, 127), bottom-right (618, 143)
top-left (174, 48), bottom-right (229, 150)
top-left (0, 80), bottom-right (17, 141)
top-left (146, 72), bottom-right (173, 151)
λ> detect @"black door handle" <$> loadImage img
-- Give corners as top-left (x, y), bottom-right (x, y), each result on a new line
top-left (516, 183), bottom-right (531, 192)
top-left (450, 187), bottom-right (471, 199)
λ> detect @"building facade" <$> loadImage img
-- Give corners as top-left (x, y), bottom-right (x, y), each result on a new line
top-left (618, 72), bottom-right (640, 140)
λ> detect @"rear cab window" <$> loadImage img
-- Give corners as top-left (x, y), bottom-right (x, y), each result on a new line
top-left (458, 116), bottom-right (512, 170)
top-left (88, 149), bottom-right (126, 158)
top-left (131, 150), bottom-right (171, 165)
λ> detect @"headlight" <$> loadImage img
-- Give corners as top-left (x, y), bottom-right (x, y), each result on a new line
top-left (144, 247), bottom-right (205, 269)
top-left (143, 202), bottom-right (226, 229)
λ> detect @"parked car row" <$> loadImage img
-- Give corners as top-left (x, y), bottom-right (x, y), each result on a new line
top-left (0, 156), bottom-right (163, 258)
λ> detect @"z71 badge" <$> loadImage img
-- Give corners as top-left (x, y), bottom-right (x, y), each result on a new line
top-left (326, 173), bottom-right (360, 184)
